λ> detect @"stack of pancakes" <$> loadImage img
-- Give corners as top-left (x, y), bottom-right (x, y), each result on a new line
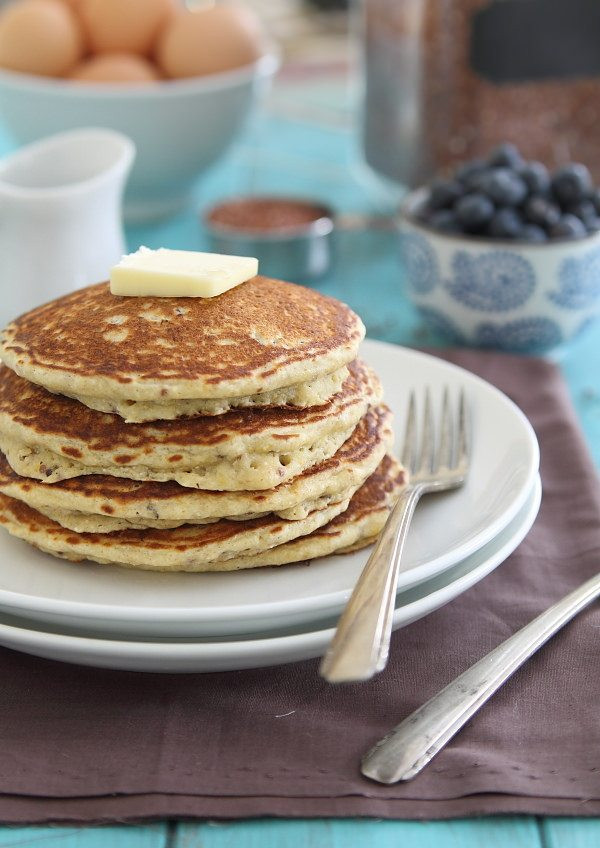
top-left (0, 276), bottom-right (405, 572)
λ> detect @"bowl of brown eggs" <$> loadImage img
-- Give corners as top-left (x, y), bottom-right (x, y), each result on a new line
top-left (0, 0), bottom-right (278, 220)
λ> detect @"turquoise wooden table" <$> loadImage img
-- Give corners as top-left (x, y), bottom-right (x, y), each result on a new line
top-left (1, 87), bottom-right (599, 847)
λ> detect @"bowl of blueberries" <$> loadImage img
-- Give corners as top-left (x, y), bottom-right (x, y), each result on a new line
top-left (398, 142), bottom-right (600, 353)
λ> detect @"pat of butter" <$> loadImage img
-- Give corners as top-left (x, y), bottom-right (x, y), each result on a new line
top-left (110, 247), bottom-right (258, 298)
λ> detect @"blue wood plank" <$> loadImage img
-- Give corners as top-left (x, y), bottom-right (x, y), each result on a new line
top-left (541, 818), bottom-right (600, 848)
top-left (175, 817), bottom-right (541, 848)
top-left (559, 329), bottom-right (600, 469)
top-left (0, 824), bottom-right (167, 848)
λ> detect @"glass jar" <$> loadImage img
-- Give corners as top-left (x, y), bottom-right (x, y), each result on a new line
top-left (362, 0), bottom-right (600, 188)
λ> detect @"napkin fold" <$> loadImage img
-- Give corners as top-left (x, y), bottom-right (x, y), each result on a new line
top-left (1, 349), bottom-right (600, 824)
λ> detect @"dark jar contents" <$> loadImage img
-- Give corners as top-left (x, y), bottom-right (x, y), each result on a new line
top-left (362, 0), bottom-right (600, 187)
top-left (206, 196), bottom-right (332, 234)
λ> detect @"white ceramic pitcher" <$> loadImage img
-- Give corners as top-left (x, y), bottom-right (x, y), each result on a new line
top-left (0, 128), bottom-right (135, 327)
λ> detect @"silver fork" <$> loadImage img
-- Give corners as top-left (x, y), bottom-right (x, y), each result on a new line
top-left (319, 388), bottom-right (470, 684)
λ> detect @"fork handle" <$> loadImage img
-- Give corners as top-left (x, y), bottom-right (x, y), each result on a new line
top-left (319, 485), bottom-right (422, 683)
top-left (361, 571), bottom-right (600, 784)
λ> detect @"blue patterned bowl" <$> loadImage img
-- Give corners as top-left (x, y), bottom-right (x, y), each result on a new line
top-left (398, 188), bottom-right (600, 353)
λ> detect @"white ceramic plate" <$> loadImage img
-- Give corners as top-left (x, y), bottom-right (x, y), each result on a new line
top-left (0, 340), bottom-right (539, 638)
top-left (0, 476), bottom-right (541, 673)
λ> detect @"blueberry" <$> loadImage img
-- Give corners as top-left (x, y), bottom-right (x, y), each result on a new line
top-left (523, 195), bottom-right (561, 228)
top-left (428, 209), bottom-right (461, 232)
top-left (455, 159), bottom-right (487, 190)
top-left (488, 142), bottom-right (524, 170)
top-left (565, 200), bottom-right (597, 226)
top-left (487, 207), bottom-right (523, 239)
top-left (427, 179), bottom-right (463, 211)
top-left (466, 167), bottom-right (497, 193)
top-left (520, 224), bottom-right (547, 243)
top-left (519, 161), bottom-right (550, 195)
top-left (454, 193), bottom-right (494, 232)
top-left (551, 163), bottom-right (593, 206)
top-left (586, 216), bottom-right (600, 233)
top-left (592, 187), bottom-right (600, 214)
top-left (483, 168), bottom-right (528, 206)
top-left (549, 214), bottom-right (588, 240)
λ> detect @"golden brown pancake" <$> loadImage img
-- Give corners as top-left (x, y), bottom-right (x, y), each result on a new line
top-left (72, 368), bottom-right (349, 423)
top-left (0, 360), bottom-right (381, 490)
top-left (0, 277), bottom-right (365, 419)
top-left (0, 404), bottom-right (394, 531)
top-left (0, 456), bottom-right (405, 571)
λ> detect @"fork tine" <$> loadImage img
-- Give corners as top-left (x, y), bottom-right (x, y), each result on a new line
top-left (417, 387), bottom-right (434, 473)
top-left (438, 387), bottom-right (453, 469)
top-left (457, 388), bottom-right (470, 469)
top-left (401, 391), bottom-right (417, 473)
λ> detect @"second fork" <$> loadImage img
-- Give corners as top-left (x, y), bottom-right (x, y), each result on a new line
top-left (319, 388), bottom-right (469, 684)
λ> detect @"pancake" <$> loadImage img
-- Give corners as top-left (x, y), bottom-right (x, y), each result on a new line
top-left (73, 367), bottom-right (348, 423)
top-left (0, 360), bottom-right (380, 491)
top-left (0, 456), bottom-right (405, 571)
top-left (0, 277), bottom-right (365, 420)
top-left (0, 405), bottom-right (393, 532)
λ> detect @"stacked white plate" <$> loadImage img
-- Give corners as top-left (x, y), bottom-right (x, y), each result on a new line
top-left (0, 341), bottom-right (541, 673)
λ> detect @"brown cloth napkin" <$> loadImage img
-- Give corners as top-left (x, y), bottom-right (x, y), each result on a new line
top-left (1, 349), bottom-right (600, 824)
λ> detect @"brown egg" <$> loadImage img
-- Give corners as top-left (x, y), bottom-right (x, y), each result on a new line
top-left (78, 0), bottom-right (177, 56)
top-left (156, 4), bottom-right (265, 79)
top-left (0, 0), bottom-right (85, 77)
top-left (69, 53), bottom-right (161, 83)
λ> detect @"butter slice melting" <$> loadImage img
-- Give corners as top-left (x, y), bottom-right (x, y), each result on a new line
top-left (110, 247), bottom-right (259, 298)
